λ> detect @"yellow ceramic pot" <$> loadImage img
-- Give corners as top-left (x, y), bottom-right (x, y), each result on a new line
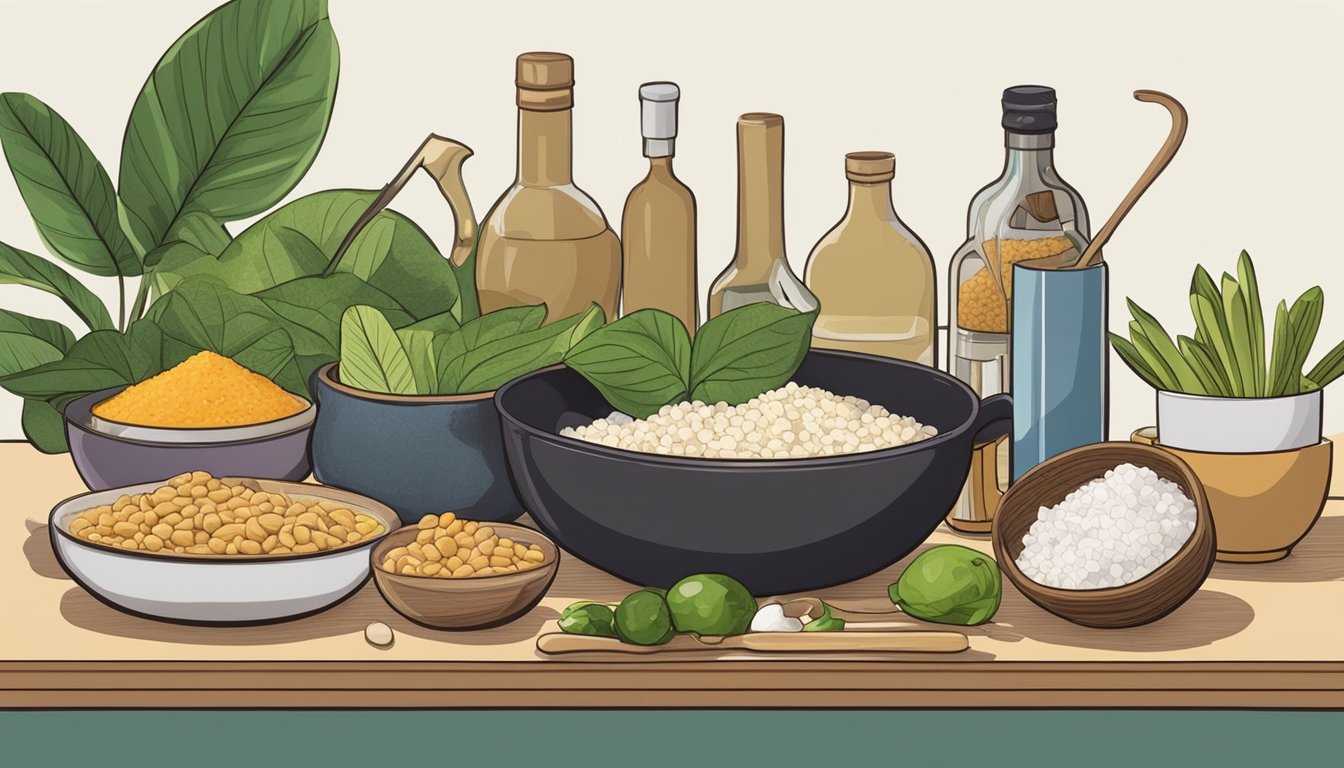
top-left (1131, 427), bottom-right (1331, 563)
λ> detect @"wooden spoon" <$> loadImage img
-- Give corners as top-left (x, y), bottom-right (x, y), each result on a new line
top-left (536, 630), bottom-right (968, 655)
top-left (1069, 90), bottom-right (1189, 269)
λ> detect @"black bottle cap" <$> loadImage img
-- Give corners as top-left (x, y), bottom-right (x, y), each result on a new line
top-left (1002, 85), bottom-right (1057, 134)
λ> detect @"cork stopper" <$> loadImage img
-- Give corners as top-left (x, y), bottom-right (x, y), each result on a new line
top-left (516, 52), bottom-right (574, 111)
top-left (739, 112), bottom-right (784, 128)
top-left (845, 151), bottom-right (895, 183)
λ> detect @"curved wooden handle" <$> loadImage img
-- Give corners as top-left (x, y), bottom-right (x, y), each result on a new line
top-left (1073, 90), bottom-right (1189, 269)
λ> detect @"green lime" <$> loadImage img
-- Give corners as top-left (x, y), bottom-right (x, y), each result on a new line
top-left (614, 589), bottom-right (675, 645)
top-left (889, 545), bottom-right (1002, 626)
top-left (666, 573), bottom-right (758, 636)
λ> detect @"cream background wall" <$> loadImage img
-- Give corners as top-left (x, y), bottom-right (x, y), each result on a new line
top-left (0, 0), bottom-right (1339, 439)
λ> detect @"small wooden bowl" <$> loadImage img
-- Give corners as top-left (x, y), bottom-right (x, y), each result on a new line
top-left (991, 442), bottom-right (1216, 628)
top-left (371, 522), bottom-right (559, 630)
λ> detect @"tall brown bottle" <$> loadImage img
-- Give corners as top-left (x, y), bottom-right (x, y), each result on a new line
top-left (621, 82), bottom-right (698, 334)
top-left (706, 113), bottom-right (815, 318)
top-left (476, 52), bottom-right (622, 322)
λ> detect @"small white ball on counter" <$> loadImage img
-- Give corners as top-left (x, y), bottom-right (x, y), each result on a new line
top-left (1016, 462), bottom-right (1197, 590)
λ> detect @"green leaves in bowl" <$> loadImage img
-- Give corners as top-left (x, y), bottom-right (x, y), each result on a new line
top-left (564, 304), bottom-right (819, 418)
top-left (339, 303), bottom-right (606, 396)
top-left (1111, 250), bottom-right (1344, 397)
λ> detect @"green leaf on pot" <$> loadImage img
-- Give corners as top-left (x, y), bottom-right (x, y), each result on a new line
top-left (1268, 299), bottom-right (1294, 397)
top-left (118, 0), bottom-right (339, 254)
top-left (1307, 337), bottom-right (1344, 389)
top-left (1177, 335), bottom-right (1232, 397)
top-left (339, 305), bottom-right (417, 395)
top-left (1108, 332), bottom-right (1164, 390)
top-left (0, 93), bottom-right (140, 277)
top-left (252, 273), bottom-right (415, 358)
top-left (397, 328), bottom-right (438, 395)
top-left (396, 309), bottom-right (461, 336)
top-left (1126, 299), bottom-right (1203, 394)
top-left (0, 241), bottom-right (113, 331)
top-left (1237, 251), bottom-right (1266, 395)
top-left (565, 309), bottom-right (692, 418)
top-left (1221, 276), bottom-right (1259, 396)
top-left (688, 304), bottom-right (817, 406)
top-left (441, 303), bottom-right (605, 395)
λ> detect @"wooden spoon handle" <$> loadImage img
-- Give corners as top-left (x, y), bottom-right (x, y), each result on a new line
top-left (731, 631), bottom-right (968, 653)
top-left (1072, 90), bottom-right (1189, 269)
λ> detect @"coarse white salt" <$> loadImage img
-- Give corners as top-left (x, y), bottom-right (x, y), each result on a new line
top-left (1016, 462), bottom-right (1196, 589)
top-left (557, 382), bottom-right (937, 459)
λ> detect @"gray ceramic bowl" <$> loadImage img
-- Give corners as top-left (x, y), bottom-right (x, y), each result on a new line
top-left (310, 363), bottom-right (523, 526)
top-left (64, 386), bottom-right (314, 491)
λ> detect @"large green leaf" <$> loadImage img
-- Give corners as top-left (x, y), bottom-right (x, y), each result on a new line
top-left (1126, 298), bottom-right (1203, 394)
top-left (149, 282), bottom-right (306, 394)
top-left (118, 0), bottom-right (338, 254)
top-left (146, 274), bottom-right (411, 391)
top-left (0, 320), bottom-right (162, 400)
top-left (565, 309), bottom-right (692, 418)
top-left (0, 308), bottom-right (75, 376)
top-left (0, 241), bottom-right (113, 331)
top-left (21, 397), bottom-right (67, 454)
top-left (339, 305), bottom-right (416, 395)
top-left (1236, 251), bottom-right (1266, 396)
top-left (439, 304), bottom-right (604, 395)
top-left (0, 93), bottom-right (139, 277)
top-left (153, 190), bottom-right (457, 320)
top-left (688, 304), bottom-right (817, 405)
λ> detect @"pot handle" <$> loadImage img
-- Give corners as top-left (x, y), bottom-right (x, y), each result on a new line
top-left (970, 393), bottom-right (1013, 447)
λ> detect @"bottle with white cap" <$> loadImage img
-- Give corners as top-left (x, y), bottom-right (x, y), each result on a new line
top-left (620, 82), bottom-right (698, 334)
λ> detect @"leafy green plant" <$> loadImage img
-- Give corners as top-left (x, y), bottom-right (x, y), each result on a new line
top-left (338, 303), bottom-right (606, 396)
top-left (1111, 250), bottom-right (1344, 397)
top-left (0, 0), bottom-right (472, 452)
top-left (564, 304), bottom-right (819, 418)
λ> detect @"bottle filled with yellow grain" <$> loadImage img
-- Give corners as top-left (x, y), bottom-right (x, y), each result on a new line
top-left (804, 152), bottom-right (936, 366)
top-left (946, 85), bottom-right (1090, 534)
top-left (476, 52), bottom-right (622, 323)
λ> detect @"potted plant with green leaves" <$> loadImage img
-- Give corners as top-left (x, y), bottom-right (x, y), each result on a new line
top-left (311, 301), bottom-right (604, 525)
top-left (1111, 250), bottom-right (1344, 561)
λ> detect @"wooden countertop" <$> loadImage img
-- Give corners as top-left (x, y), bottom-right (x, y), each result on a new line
top-left (3, 440), bottom-right (1342, 708)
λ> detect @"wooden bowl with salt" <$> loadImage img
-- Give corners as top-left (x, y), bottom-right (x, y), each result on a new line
top-left (991, 442), bottom-right (1216, 629)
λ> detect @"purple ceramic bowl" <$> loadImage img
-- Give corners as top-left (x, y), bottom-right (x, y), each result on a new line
top-left (63, 386), bottom-right (314, 490)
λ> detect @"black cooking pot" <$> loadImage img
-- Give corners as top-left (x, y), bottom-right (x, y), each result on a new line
top-left (494, 350), bottom-right (1011, 595)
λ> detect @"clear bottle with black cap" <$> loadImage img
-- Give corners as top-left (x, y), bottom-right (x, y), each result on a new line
top-left (945, 85), bottom-right (1091, 534)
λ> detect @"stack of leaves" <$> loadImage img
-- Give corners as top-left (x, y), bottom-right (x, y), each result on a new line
top-left (0, 0), bottom-right (472, 452)
top-left (339, 304), bottom-right (605, 396)
top-left (1111, 250), bottom-right (1344, 397)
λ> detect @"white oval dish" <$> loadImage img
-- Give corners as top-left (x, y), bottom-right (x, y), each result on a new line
top-left (86, 394), bottom-right (316, 445)
top-left (48, 478), bottom-right (395, 624)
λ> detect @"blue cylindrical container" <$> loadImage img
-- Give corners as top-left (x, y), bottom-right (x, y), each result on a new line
top-left (1010, 261), bottom-right (1108, 481)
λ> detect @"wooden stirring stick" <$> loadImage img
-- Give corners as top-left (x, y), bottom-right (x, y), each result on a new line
top-left (1070, 90), bottom-right (1189, 269)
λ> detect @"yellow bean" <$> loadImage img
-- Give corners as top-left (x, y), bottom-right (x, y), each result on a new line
top-left (185, 545), bottom-right (213, 555)
top-left (173, 518), bottom-right (195, 531)
top-left (421, 543), bottom-right (442, 561)
top-left (279, 530), bottom-right (296, 548)
top-left (463, 521), bottom-right (478, 535)
top-left (194, 531), bottom-right (209, 545)
top-left (415, 529), bottom-right (436, 545)
top-left (454, 532), bottom-right (475, 549)
top-left (444, 520), bottom-right (463, 536)
top-left (120, 539), bottom-right (139, 550)
top-left (296, 511), bottom-right (318, 527)
top-left (513, 544), bottom-right (529, 560)
top-left (128, 511), bottom-right (145, 525)
top-left (420, 561), bottom-right (443, 576)
top-left (328, 524), bottom-right (349, 540)
top-left (346, 532), bottom-right (361, 543)
top-left (489, 555), bottom-right (512, 568)
top-left (168, 473), bottom-right (192, 487)
top-left (468, 556), bottom-right (489, 571)
top-left (207, 489), bottom-right (232, 504)
top-left (244, 518), bottom-right (267, 542)
top-left (143, 535), bottom-right (164, 551)
top-left (381, 558), bottom-right (397, 573)
top-left (170, 530), bottom-right (194, 547)
top-left (293, 525), bottom-right (312, 545)
top-left (355, 521), bottom-right (376, 536)
top-left (214, 523), bottom-right (245, 541)
top-left (438, 512), bottom-right (457, 528)
top-left (97, 513), bottom-right (115, 528)
top-left (112, 522), bottom-right (139, 537)
top-left (225, 542), bottom-right (239, 555)
top-left (292, 543), bottom-right (318, 554)
top-left (70, 518), bottom-right (92, 534)
top-left (452, 564), bottom-right (475, 578)
top-left (417, 514), bottom-right (438, 530)
top-left (240, 540), bottom-right (262, 555)
top-left (331, 509), bottom-right (356, 529)
top-left (258, 513), bottom-right (285, 534)
top-left (202, 513), bottom-right (222, 534)
top-left (478, 540), bottom-right (496, 556)
top-left (207, 538), bottom-right (227, 554)
top-left (262, 535), bottom-right (278, 553)
top-left (497, 538), bottom-right (513, 549)
top-left (523, 549), bottom-right (546, 563)
top-left (161, 512), bottom-right (184, 526)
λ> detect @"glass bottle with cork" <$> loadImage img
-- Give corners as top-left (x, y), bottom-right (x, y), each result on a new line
top-left (804, 151), bottom-right (936, 365)
top-left (621, 82), bottom-right (698, 334)
top-left (707, 112), bottom-right (816, 318)
top-left (946, 85), bottom-right (1090, 534)
top-left (476, 52), bottom-right (622, 323)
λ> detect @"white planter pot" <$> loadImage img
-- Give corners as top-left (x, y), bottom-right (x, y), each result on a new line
top-left (1156, 390), bottom-right (1323, 453)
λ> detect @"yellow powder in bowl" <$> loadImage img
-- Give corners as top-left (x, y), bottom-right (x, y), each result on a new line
top-left (92, 351), bottom-right (305, 428)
